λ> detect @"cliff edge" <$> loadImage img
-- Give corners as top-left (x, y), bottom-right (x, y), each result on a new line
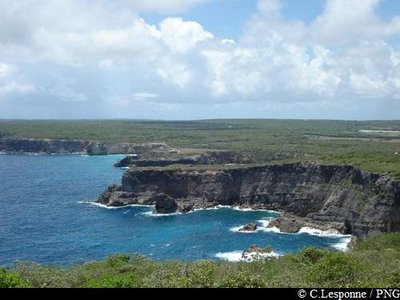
top-left (98, 163), bottom-right (400, 236)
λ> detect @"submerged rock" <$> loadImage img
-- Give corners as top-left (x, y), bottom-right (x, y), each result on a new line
top-left (153, 194), bottom-right (178, 214)
top-left (239, 223), bottom-right (258, 232)
top-left (267, 217), bottom-right (304, 233)
top-left (246, 244), bottom-right (262, 253)
top-left (179, 204), bottom-right (194, 213)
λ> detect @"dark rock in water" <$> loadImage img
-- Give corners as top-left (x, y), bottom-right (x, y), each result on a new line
top-left (246, 244), bottom-right (262, 253)
top-left (239, 223), bottom-right (258, 232)
top-left (179, 204), bottom-right (193, 213)
top-left (153, 194), bottom-right (178, 214)
top-left (97, 185), bottom-right (139, 207)
top-left (268, 217), bottom-right (304, 233)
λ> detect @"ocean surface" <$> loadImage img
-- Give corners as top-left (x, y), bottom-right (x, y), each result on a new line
top-left (0, 154), bottom-right (351, 266)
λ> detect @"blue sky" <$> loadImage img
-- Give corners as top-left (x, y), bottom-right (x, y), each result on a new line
top-left (0, 0), bottom-right (400, 120)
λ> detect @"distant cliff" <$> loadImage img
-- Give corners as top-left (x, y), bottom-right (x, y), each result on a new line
top-left (98, 163), bottom-right (400, 236)
top-left (0, 137), bottom-right (167, 155)
top-left (114, 150), bottom-right (256, 167)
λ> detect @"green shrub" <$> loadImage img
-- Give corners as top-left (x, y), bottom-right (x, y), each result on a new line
top-left (0, 268), bottom-right (30, 288)
top-left (306, 253), bottom-right (364, 287)
top-left (298, 247), bottom-right (329, 265)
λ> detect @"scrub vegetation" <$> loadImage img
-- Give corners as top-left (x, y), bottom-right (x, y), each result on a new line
top-left (1, 119), bottom-right (400, 178)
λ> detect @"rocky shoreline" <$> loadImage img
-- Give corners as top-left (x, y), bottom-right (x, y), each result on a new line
top-left (0, 137), bottom-right (168, 155)
top-left (3, 136), bottom-right (399, 237)
top-left (98, 162), bottom-right (400, 237)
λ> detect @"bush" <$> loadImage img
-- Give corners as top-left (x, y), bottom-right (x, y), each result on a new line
top-left (306, 253), bottom-right (364, 287)
top-left (299, 247), bottom-right (329, 265)
top-left (0, 268), bottom-right (29, 288)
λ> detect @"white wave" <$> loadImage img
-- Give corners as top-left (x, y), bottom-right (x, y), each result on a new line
top-left (298, 226), bottom-right (342, 237)
top-left (121, 167), bottom-right (129, 170)
top-left (257, 219), bottom-right (272, 227)
top-left (80, 154), bottom-right (90, 157)
top-left (215, 250), bottom-right (281, 262)
top-left (232, 206), bottom-right (280, 214)
top-left (254, 218), bottom-right (285, 233)
top-left (78, 201), bottom-right (153, 210)
top-left (332, 236), bottom-right (352, 252)
top-left (259, 226), bottom-right (282, 233)
top-left (215, 251), bottom-right (244, 262)
top-left (229, 225), bottom-right (260, 233)
top-left (141, 211), bottom-right (182, 217)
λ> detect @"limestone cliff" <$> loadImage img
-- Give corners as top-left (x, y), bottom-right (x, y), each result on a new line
top-left (114, 150), bottom-right (256, 167)
top-left (0, 137), bottom-right (167, 155)
top-left (97, 163), bottom-right (400, 236)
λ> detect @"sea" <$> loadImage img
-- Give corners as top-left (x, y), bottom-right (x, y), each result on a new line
top-left (0, 154), bottom-right (351, 267)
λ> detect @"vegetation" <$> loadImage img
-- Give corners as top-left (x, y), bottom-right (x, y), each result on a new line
top-left (1, 119), bottom-right (400, 178)
top-left (2, 233), bottom-right (400, 288)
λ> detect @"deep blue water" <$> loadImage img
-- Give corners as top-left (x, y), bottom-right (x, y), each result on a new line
top-left (0, 154), bottom-right (350, 266)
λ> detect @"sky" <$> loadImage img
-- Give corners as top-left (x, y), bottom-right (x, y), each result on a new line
top-left (0, 0), bottom-right (400, 120)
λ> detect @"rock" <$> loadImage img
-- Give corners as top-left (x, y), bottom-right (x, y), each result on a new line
top-left (0, 138), bottom-right (89, 154)
top-left (179, 204), bottom-right (193, 213)
top-left (153, 194), bottom-right (178, 214)
top-left (239, 223), bottom-right (258, 232)
top-left (113, 150), bottom-right (255, 168)
top-left (87, 142), bottom-right (108, 155)
top-left (0, 137), bottom-right (170, 156)
top-left (268, 217), bottom-right (304, 233)
top-left (114, 155), bottom-right (140, 167)
top-left (246, 244), bottom-right (262, 253)
top-left (97, 162), bottom-right (400, 236)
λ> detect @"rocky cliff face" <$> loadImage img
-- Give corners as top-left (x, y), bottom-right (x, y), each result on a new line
top-left (97, 163), bottom-right (400, 236)
top-left (0, 138), bottom-right (89, 154)
top-left (114, 150), bottom-right (256, 168)
top-left (0, 138), bottom-right (167, 155)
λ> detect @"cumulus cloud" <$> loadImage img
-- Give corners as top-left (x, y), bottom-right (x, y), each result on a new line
top-left (0, 0), bottom-right (400, 119)
top-left (310, 0), bottom-right (400, 44)
top-left (201, 0), bottom-right (400, 105)
top-left (0, 82), bottom-right (36, 98)
top-left (0, 63), bottom-right (13, 78)
top-left (124, 0), bottom-right (210, 13)
top-left (160, 18), bottom-right (213, 53)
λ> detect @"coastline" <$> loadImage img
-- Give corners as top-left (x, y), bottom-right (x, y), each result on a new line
top-left (81, 200), bottom-right (353, 254)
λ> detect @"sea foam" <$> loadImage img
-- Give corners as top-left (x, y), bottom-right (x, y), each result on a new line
top-left (215, 250), bottom-right (281, 262)
top-left (332, 236), bottom-right (352, 251)
top-left (141, 211), bottom-right (182, 217)
top-left (78, 201), bottom-right (152, 210)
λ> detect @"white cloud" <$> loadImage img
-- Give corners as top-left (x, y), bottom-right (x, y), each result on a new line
top-left (0, 63), bottom-right (13, 78)
top-left (310, 0), bottom-right (400, 44)
top-left (160, 17), bottom-right (213, 53)
top-left (132, 92), bottom-right (159, 100)
top-left (124, 0), bottom-right (209, 13)
top-left (156, 58), bottom-right (192, 88)
top-left (0, 82), bottom-right (36, 97)
top-left (200, 0), bottom-right (400, 104)
top-left (0, 0), bottom-right (400, 119)
top-left (257, 0), bottom-right (281, 16)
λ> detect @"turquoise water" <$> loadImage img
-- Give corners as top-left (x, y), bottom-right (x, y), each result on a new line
top-left (0, 154), bottom-right (350, 266)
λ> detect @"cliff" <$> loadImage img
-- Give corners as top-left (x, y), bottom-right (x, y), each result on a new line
top-left (114, 150), bottom-right (256, 167)
top-left (97, 163), bottom-right (400, 236)
top-left (0, 137), bottom-right (167, 155)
